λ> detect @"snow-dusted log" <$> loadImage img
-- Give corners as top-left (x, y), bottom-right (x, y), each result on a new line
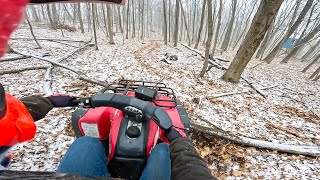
top-left (43, 39), bottom-right (96, 95)
top-left (191, 122), bottom-right (320, 157)
top-left (0, 55), bottom-right (30, 62)
top-left (10, 37), bottom-right (86, 43)
top-left (207, 85), bottom-right (278, 99)
top-left (12, 46), bottom-right (109, 92)
top-left (0, 66), bottom-right (48, 75)
top-left (181, 43), bottom-right (267, 98)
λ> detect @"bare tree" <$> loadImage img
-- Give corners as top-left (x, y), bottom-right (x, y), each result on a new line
top-left (132, 0), bottom-right (136, 38)
top-left (211, 0), bottom-right (222, 60)
top-left (126, 0), bottom-right (130, 39)
top-left (107, 4), bottom-right (115, 44)
top-left (173, 0), bottom-right (180, 47)
top-left (222, 0), bottom-right (284, 83)
top-left (301, 40), bottom-right (320, 60)
top-left (46, 4), bottom-right (55, 29)
top-left (117, 6), bottom-right (124, 34)
top-left (194, 0), bottom-right (206, 49)
top-left (199, 0), bottom-right (213, 77)
top-left (179, 0), bottom-right (191, 46)
top-left (141, 0), bottom-right (145, 40)
top-left (92, 4), bottom-right (98, 50)
top-left (281, 22), bottom-right (320, 63)
top-left (163, 0), bottom-right (168, 44)
top-left (77, 3), bottom-right (84, 33)
top-left (263, 0), bottom-right (313, 63)
top-left (220, 0), bottom-right (236, 53)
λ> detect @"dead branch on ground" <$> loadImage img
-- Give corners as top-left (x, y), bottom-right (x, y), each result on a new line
top-left (0, 66), bottom-right (48, 75)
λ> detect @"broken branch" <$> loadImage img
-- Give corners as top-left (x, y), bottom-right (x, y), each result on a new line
top-left (0, 66), bottom-right (48, 75)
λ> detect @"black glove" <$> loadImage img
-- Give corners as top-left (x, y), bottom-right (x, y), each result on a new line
top-left (46, 94), bottom-right (77, 107)
top-left (20, 95), bottom-right (53, 121)
top-left (165, 127), bottom-right (186, 142)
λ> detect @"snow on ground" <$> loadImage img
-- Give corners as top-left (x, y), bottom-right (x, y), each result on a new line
top-left (1, 24), bottom-right (320, 179)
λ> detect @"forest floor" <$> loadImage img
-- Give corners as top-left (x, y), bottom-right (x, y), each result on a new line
top-left (1, 24), bottom-right (320, 179)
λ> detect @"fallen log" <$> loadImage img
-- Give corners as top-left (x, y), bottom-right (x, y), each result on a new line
top-left (0, 66), bottom-right (48, 75)
top-left (181, 43), bottom-right (267, 98)
top-left (191, 121), bottom-right (320, 157)
top-left (207, 85), bottom-right (278, 99)
top-left (10, 37), bottom-right (86, 43)
top-left (0, 55), bottom-right (30, 62)
top-left (12, 47), bottom-right (109, 94)
top-left (43, 39), bottom-right (94, 95)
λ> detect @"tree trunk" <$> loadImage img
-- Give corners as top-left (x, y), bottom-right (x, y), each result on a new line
top-left (102, 4), bottom-right (108, 37)
top-left (179, 0), bottom-right (191, 46)
top-left (140, 0), bottom-right (145, 40)
top-left (117, 6), bottom-right (124, 34)
top-left (199, 0), bottom-right (213, 77)
top-left (168, 0), bottom-right (171, 42)
top-left (77, 3), bottom-right (84, 33)
top-left (194, 0), bottom-right (206, 49)
top-left (162, 0), bottom-right (168, 45)
top-left (211, 0), bottom-right (222, 59)
top-left (51, 4), bottom-right (59, 25)
top-left (92, 4), bottom-right (98, 50)
top-left (107, 4), bottom-right (115, 44)
top-left (220, 0), bottom-right (236, 53)
top-left (281, 22), bottom-right (320, 63)
top-left (132, 0), bottom-right (136, 38)
top-left (46, 5), bottom-right (55, 29)
top-left (302, 54), bottom-right (320, 73)
top-left (173, 0), bottom-right (180, 47)
top-left (263, 0), bottom-right (313, 63)
top-left (126, 0), bottom-right (130, 39)
top-left (221, 0), bottom-right (284, 83)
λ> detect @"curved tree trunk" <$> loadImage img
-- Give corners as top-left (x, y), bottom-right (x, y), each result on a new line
top-left (222, 0), bottom-right (284, 83)
top-left (194, 0), bottom-right (206, 49)
top-left (199, 0), bottom-right (213, 77)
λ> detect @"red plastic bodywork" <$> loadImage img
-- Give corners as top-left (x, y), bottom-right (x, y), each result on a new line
top-left (77, 92), bottom-right (183, 159)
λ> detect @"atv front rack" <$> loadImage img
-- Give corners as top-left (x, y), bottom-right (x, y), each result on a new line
top-left (101, 80), bottom-right (177, 108)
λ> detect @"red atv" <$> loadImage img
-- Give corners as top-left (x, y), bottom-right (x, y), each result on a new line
top-left (70, 80), bottom-right (190, 179)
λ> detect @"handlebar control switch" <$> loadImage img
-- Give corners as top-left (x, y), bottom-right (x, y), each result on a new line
top-left (124, 106), bottom-right (143, 122)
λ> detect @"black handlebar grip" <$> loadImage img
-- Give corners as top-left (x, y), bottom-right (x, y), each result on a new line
top-left (90, 93), bottom-right (173, 130)
top-left (0, 83), bottom-right (7, 119)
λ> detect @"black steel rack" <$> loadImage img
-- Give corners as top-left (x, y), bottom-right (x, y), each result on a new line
top-left (101, 80), bottom-right (177, 108)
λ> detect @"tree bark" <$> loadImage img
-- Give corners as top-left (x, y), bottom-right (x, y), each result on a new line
top-left (221, 0), bottom-right (284, 83)
top-left (107, 4), bottom-right (115, 44)
top-left (194, 0), bottom-right (206, 49)
top-left (162, 0), bottom-right (168, 45)
top-left (263, 0), bottom-right (313, 63)
top-left (199, 0), bottom-right (213, 77)
top-left (173, 0), bottom-right (180, 47)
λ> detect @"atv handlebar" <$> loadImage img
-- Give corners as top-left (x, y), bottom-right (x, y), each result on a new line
top-left (72, 94), bottom-right (173, 131)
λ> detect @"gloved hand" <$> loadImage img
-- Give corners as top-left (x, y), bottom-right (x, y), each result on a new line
top-left (165, 126), bottom-right (187, 142)
top-left (46, 94), bottom-right (78, 107)
top-left (20, 95), bottom-right (53, 121)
